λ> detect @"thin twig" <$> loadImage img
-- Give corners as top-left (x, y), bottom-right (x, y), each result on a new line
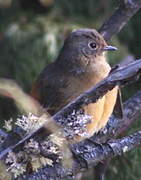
top-left (99, 0), bottom-right (141, 41)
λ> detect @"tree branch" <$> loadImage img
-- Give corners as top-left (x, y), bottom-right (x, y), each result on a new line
top-left (16, 129), bottom-right (141, 180)
top-left (99, 0), bottom-right (141, 41)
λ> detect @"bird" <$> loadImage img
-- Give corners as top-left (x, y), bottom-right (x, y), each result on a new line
top-left (31, 28), bottom-right (118, 141)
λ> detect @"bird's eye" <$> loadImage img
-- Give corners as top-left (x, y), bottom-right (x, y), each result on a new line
top-left (88, 42), bottom-right (97, 50)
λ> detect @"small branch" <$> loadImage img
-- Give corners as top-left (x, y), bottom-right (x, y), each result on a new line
top-left (16, 130), bottom-right (141, 180)
top-left (99, 0), bottom-right (141, 41)
top-left (73, 131), bottom-right (141, 168)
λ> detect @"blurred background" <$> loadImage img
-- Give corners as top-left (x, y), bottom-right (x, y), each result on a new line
top-left (0, 0), bottom-right (141, 179)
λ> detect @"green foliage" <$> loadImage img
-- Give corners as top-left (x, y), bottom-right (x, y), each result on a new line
top-left (107, 148), bottom-right (141, 180)
top-left (108, 37), bottom-right (128, 65)
top-left (119, 10), bottom-right (141, 58)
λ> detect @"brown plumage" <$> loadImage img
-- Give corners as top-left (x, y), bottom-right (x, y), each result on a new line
top-left (31, 28), bottom-right (118, 140)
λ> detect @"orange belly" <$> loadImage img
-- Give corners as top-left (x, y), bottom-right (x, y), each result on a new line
top-left (84, 86), bottom-right (118, 137)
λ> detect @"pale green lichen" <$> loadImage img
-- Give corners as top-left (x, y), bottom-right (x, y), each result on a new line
top-left (24, 139), bottom-right (40, 154)
top-left (123, 146), bottom-right (128, 153)
top-left (3, 118), bottom-right (13, 132)
top-left (15, 113), bottom-right (48, 134)
top-left (5, 139), bottom-right (55, 177)
top-left (4, 108), bottom-right (90, 177)
top-left (62, 109), bottom-right (91, 139)
top-left (6, 152), bottom-right (26, 178)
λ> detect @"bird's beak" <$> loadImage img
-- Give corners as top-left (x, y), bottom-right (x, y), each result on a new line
top-left (103, 45), bottom-right (118, 51)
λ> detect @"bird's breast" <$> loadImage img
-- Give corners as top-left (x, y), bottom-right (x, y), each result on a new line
top-left (64, 61), bottom-right (111, 101)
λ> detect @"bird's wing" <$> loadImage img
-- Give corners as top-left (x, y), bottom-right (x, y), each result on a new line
top-left (31, 64), bottom-right (69, 116)
top-left (109, 65), bottom-right (123, 119)
top-left (113, 88), bottom-right (123, 119)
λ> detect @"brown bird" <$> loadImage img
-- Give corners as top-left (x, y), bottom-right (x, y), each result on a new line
top-left (31, 28), bottom-right (118, 141)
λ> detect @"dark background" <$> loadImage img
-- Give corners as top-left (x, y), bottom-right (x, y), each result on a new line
top-left (0, 0), bottom-right (141, 179)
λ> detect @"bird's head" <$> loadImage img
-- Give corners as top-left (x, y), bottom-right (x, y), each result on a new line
top-left (56, 28), bottom-right (117, 74)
